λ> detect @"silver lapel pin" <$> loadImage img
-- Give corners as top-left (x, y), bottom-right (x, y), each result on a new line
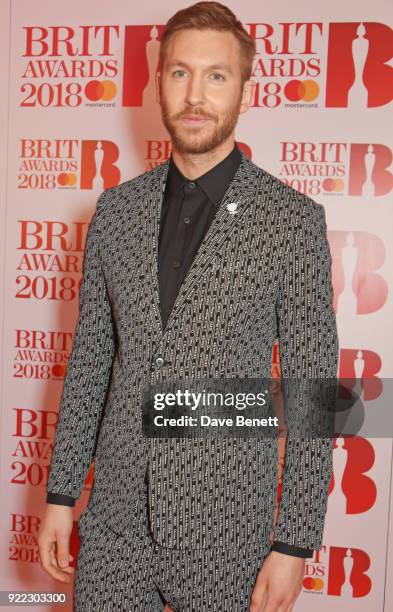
top-left (226, 202), bottom-right (239, 214)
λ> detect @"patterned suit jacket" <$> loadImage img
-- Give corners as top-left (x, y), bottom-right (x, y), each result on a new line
top-left (47, 150), bottom-right (339, 551)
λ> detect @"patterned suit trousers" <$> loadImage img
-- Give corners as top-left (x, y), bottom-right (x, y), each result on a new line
top-left (73, 479), bottom-right (272, 611)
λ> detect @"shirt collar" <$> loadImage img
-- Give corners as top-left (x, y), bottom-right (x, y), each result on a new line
top-left (165, 144), bottom-right (242, 207)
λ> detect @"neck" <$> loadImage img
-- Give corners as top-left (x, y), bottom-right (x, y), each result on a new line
top-left (170, 136), bottom-right (236, 180)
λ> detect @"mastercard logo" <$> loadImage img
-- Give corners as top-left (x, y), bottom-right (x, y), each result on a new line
top-left (58, 173), bottom-right (77, 187)
top-left (303, 577), bottom-right (324, 591)
top-left (85, 80), bottom-right (117, 102)
top-left (52, 364), bottom-right (67, 378)
top-left (284, 79), bottom-right (319, 102)
top-left (323, 178), bottom-right (344, 192)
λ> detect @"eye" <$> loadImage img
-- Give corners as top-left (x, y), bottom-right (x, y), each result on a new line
top-left (172, 69), bottom-right (187, 77)
top-left (210, 73), bottom-right (225, 81)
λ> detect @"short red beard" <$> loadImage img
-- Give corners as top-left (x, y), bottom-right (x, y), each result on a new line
top-left (160, 92), bottom-right (243, 154)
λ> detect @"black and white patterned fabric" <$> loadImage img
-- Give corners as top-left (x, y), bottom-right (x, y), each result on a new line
top-left (47, 150), bottom-right (339, 556)
top-left (74, 479), bottom-right (272, 611)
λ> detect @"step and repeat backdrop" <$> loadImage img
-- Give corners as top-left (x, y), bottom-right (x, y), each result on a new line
top-left (0, 1), bottom-right (392, 610)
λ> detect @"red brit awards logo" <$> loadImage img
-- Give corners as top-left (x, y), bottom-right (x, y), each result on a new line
top-left (21, 22), bottom-right (392, 110)
top-left (329, 436), bottom-right (377, 514)
top-left (303, 545), bottom-right (372, 597)
top-left (122, 20), bottom-right (393, 109)
top-left (11, 407), bottom-right (57, 488)
top-left (278, 141), bottom-right (392, 197)
top-left (348, 144), bottom-right (393, 197)
top-left (279, 141), bottom-right (346, 196)
top-left (10, 513), bottom-right (41, 564)
top-left (326, 546), bottom-right (372, 597)
top-left (14, 328), bottom-right (73, 381)
top-left (339, 348), bottom-right (383, 401)
top-left (79, 140), bottom-right (120, 189)
top-left (18, 139), bottom-right (121, 190)
top-left (16, 218), bottom-right (88, 301)
top-left (123, 22), bottom-right (323, 108)
top-left (121, 22), bottom-right (323, 109)
top-left (329, 231), bottom-right (388, 315)
top-left (326, 22), bottom-right (393, 108)
top-left (122, 25), bottom-right (165, 107)
top-left (20, 26), bottom-right (120, 107)
top-left (247, 22), bottom-right (323, 108)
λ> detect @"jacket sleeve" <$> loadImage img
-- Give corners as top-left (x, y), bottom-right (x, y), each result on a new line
top-left (273, 200), bottom-right (339, 551)
top-left (46, 190), bottom-right (116, 501)
top-left (46, 492), bottom-right (75, 507)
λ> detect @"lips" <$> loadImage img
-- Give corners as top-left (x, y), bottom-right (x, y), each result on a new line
top-left (181, 114), bottom-right (211, 122)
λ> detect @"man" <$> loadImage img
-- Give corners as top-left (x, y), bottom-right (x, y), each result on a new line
top-left (38, 2), bottom-right (339, 611)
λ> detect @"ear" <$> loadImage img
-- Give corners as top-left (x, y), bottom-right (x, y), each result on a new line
top-left (155, 71), bottom-right (161, 104)
top-left (239, 79), bottom-right (256, 114)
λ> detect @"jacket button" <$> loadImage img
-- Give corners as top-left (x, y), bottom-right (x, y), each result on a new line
top-left (155, 357), bottom-right (164, 368)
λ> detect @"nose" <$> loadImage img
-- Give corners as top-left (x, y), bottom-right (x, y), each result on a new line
top-left (185, 74), bottom-right (205, 107)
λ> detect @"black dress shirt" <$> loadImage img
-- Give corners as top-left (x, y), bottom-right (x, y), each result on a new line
top-left (158, 144), bottom-right (242, 330)
top-left (46, 144), bottom-right (313, 558)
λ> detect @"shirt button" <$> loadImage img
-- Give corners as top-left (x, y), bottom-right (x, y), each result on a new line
top-left (184, 217), bottom-right (191, 224)
top-left (155, 357), bottom-right (164, 368)
top-left (188, 181), bottom-right (196, 189)
top-left (173, 260), bottom-right (181, 268)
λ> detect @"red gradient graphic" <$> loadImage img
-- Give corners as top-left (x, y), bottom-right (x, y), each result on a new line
top-left (123, 24), bottom-right (165, 107)
top-left (339, 348), bottom-right (383, 401)
top-left (80, 140), bottom-right (120, 189)
top-left (329, 231), bottom-right (388, 314)
top-left (326, 22), bottom-right (393, 108)
top-left (348, 144), bottom-right (393, 196)
top-left (329, 437), bottom-right (377, 514)
top-left (327, 546), bottom-right (372, 597)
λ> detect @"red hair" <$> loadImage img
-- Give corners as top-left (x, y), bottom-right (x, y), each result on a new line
top-left (159, 1), bottom-right (256, 83)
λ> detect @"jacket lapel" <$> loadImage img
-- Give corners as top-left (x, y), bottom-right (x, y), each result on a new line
top-left (145, 150), bottom-right (261, 337)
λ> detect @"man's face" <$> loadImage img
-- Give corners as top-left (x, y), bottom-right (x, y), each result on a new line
top-left (157, 29), bottom-right (253, 154)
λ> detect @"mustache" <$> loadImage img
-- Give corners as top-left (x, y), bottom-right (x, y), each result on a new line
top-left (174, 109), bottom-right (217, 121)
